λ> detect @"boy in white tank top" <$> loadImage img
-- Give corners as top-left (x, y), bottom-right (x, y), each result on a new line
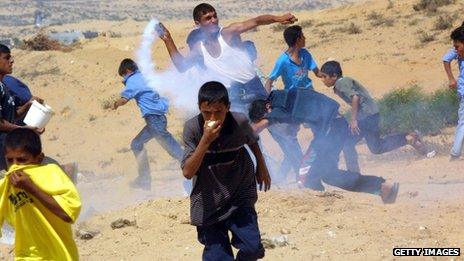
top-left (159, 3), bottom-right (296, 113)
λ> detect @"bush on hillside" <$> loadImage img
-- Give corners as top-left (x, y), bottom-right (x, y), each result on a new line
top-left (377, 86), bottom-right (459, 135)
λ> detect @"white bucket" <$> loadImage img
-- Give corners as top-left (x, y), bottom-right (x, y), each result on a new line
top-left (23, 100), bottom-right (53, 129)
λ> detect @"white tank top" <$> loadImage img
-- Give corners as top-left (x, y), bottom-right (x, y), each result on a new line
top-left (200, 32), bottom-right (256, 84)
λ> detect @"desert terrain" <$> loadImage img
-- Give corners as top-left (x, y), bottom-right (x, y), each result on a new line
top-left (1, 0), bottom-right (464, 260)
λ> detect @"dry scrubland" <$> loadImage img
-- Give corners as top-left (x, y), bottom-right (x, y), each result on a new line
top-left (1, 0), bottom-right (464, 260)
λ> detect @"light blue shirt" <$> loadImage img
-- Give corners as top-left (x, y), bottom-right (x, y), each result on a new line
top-left (268, 48), bottom-right (318, 90)
top-left (121, 71), bottom-right (169, 117)
top-left (443, 48), bottom-right (464, 96)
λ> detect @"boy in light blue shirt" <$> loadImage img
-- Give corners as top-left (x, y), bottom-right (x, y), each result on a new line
top-left (265, 25), bottom-right (320, 92)
top-left (113, 58), bottom-right (183, 190)
top-left (443, 22), bottom-right (464, 160)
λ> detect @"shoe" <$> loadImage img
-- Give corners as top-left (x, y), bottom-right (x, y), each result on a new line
top-left (381, 182), bottom-right (399, 204)
top-left (130, 176), bottom-right (151, 190)
top-left (450, 155), bottom-right (461, 161)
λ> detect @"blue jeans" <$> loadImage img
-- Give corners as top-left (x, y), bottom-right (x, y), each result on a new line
top-left (267, 123), bottom-right (303, 181)
top-left (451, 97), bottom-right (464, 157)
top-left (303, 118), bottom-right (385, 194)
top-left (131, 114), bottom-right (183, 179)
top-left (196, 207), bottom-right (265, 261)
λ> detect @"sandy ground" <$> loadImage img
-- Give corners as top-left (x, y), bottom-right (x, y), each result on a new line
top-left (1, 0), bottom-right (464, 260)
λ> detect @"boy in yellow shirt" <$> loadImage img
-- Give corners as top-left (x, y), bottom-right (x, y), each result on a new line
top-left (0, 128), bottom-right (81, 260)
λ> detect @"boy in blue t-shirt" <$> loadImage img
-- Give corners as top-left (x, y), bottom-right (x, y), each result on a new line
top-left (443, 22), bottom-right (464, 160)
top-left (265, 25), bottom-right (321, 92)
top-left (113, 59), bottom-right (183, 190)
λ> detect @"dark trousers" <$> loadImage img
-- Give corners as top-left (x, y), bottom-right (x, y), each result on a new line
top-left (196, 207), bottom-right (265, 261)
top-left (130, 114), bottom-right (183, 179)
top-left (343, 113), bottom-right (408, 172)
top-left (267, 122), bottom-right (303, 181)
top-left (302, 118), bottom-right (385, 194)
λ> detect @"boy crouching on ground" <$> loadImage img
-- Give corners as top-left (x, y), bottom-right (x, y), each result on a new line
top-left (182, 81), bottom-right (270, 260)
top-left (0, 128), bottom-right (81, 260)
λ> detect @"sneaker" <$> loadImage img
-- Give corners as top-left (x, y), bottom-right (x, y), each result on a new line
top-left (380, 182), bottom-right (399, 204)
top-left (130, 176), bottom-right (151, 191)
top-left (450, 155), bottom-right (461, 162)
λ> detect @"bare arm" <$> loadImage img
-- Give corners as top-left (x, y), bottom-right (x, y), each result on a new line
top-left (160, 25), bottom-right (199, 73)
top-left (251, 119), bottom-right (270, 134)
top-left (443, 61), bottom-right (457, 89)
top-left (249, 142), bottom-right (271, 191)
top-left (313, 67), bottom-right (322, 78)
top-left (9, 171), bottom-right (72, 222)
top-left (222, 13), bottom-right (296, 41)
top-left (112, 97), bottom-right (128, 110)
top-left (264, 79), bottom-right (274, 93)
top-left (349, 95), bottom-right (360, 135)
top-left (182, 122), bottom-right (222, 179)
top-left (16, 100), bottom-right (32, 117)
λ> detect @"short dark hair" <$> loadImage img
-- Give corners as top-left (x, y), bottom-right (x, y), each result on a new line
top-left (193, 3), bottom-right (216, 22)
top-left (249, 99), bottom-right (268, 123)
top-left (283, 25), bottom-right (302, 47)
top-left (243, 40), bottom-right (257, 62)
top-left (321, 61), bottom-right (343, 78)
top-left (118, 58), bottom-right (138, 77)
top-left (198, 81), bottom-right (230, 106)
top-left (4, 128), bottom-right (42, 156)
top-left (451, 24), bottom-right (464, 42)
top-left (0, 44), bottom-right (11, 55)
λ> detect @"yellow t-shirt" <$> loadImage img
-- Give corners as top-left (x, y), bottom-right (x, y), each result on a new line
top-left (0, 164), bottom-right (82, 260)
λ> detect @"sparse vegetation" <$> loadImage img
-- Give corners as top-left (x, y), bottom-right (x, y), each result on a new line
top-left (367, 11), bottom-right (394, 27)
top-left (413, 0), bottom-right (455, 13)
top-left (272, 24), bottom-right (287, 32)
top-left (23, 33), bottom-right (62, 51)
top-left (378, 86), bottom-right (458, 135)
top-left (433, 15), bottom-right (454, 30)
top-left (299, 19), bottom-right (313, 28)
top-left (418, 31), bottom-right (435, 44)
top-left (346, 23), bottom-right (362, 34)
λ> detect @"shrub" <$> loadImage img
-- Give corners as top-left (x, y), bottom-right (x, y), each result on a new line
top-left (377, 86), bottom-right (459, 135)
top-left (418, 31), bottom-right (435, 43)
top-left (413, 0), bottom-right (455, 12)
top-left (347, 23), bottom-right (362, 34)
top-left (367, 11), bottom-right (395, 27)
top-left (23, 33), bottom-right (62, 51)
top-left (433, 15), bottom-right (454, 30)
top-left (428, 88), bottom-right (459, 125)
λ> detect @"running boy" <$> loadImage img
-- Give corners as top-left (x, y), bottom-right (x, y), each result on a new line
top-left (182, 81), bottom-right (270, 260)
top-left (320, 60), bottom-right (429, 172)
top-left (0, 128), bottom-right (81, 260)
top-left (113, 58), bottom-right (183, 190)
top-left (443, 22), bottom-right (464, 160)
top-left (249, 89), bottom-right (399, 204)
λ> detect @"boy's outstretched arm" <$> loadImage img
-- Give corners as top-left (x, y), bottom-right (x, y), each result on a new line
top-left (312, 67), bottom-right (322, 78)
top-left (159, 25), bottom-right (199, 73)
top-left (222, 13), bottom-right (297, 40)
top-left (9, 171), bottom-right (72, 223)
top-left (249, 142), bottom-right (271, 191)
top-left (443, 61), bottom-right (457, 89)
